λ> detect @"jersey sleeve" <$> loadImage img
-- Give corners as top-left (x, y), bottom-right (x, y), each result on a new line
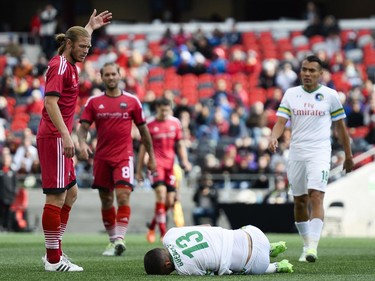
top-left (132, 97), bottom-right (146, 126)
top-left (276, 91), bottom-right (291, 119)
top-left (44, 59), bottom-right (64, 97)
top-left (79, 99), bottom-right (94, 124)
top-left (330, 91), bottom-right (346, 121)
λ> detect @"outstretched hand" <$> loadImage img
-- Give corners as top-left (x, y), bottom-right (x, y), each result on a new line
top-left (85, 9), bottom-right (112, 33)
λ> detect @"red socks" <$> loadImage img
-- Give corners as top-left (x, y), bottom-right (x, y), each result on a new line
top-left (102, 206), bottom-right (116, 242)
top-left (42, 204), bottom-right (61, 263)
top-left (116, 205), bottom-right (131, 240)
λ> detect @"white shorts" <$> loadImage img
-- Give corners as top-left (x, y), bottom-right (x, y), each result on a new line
top-left (241, 225), bottom-right (270, 275)
top-left (287, 159), bottom-right (330, 196)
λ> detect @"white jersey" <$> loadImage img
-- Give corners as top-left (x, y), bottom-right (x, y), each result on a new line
top-left (163, 226), bottom-right (234, 275)
top-left (276, 85), bottom-right (346, 161)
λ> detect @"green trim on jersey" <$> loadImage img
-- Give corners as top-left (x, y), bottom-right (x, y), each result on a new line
top-left (302, 84), bottom-right (322, 93)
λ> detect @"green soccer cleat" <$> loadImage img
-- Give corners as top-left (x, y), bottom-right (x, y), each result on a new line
top-left (276, 259), bottom-right (294, 273)
top-left (102, 242), bottom-right (115, 256)
top-left (270, 241), bottom-right (287, 258)
top-left (305, 248), bottom-right (318, 263)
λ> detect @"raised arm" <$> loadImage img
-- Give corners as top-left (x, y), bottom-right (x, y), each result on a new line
top-left (84, 9), bottom-right (112, 35)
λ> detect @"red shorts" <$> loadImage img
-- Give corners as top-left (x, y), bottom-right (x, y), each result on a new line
top-left (93, 157), bottom-right (134, 191)
top-left (151, 166), bottom-right (176, 191)
top-left (37, 137), bottom-right (76, 194)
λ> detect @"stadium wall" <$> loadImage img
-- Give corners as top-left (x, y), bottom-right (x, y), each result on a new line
top-left (323, 163), bottom-right (375, 237)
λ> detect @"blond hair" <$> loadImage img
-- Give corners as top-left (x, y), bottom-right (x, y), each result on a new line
top-left (55, 26), bottom-right (90, 55)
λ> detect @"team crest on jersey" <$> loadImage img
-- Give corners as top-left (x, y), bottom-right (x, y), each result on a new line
top-left (315, 93), bottom-right (324, 101)
top-left (120, 102), bottom-right (127, 109)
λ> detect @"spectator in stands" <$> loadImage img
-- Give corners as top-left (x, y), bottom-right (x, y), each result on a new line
top-left (252, 154), bottom-right (272, 189)
top-left (192, 172), bottom-right (219, 226)
top-left (321, 15), bottom-right (341, 38)
top-left (176, 50), bottom-right (195, 75)
top-left (193, 35), bottom-right (213, 60)
top-left (30, 8), bottom-right (42, 40)
top-left (275, 62), bottom-right (298, 93)
top-left (208, 27), bottom-right (225, 47)
top-left (244, 49), bottom-right (261, 75)
top-left (223, 23), bottom-right (242, 46)
top-left (259, 59), bottom-right (278, 89)
top-left (302, 1), bottom-right (320, 25)
top-left (232, 81), bottom-right (249, 107)
top-left (246, 101), bottom-right (268, 144)
top-left (32, 54), bottom-right (49, 76)
top-left (265, 87), bottom-right (283, 111)
top-left (37, 9), bottom-right (112, 272)
top-left (228, 111), bottom-right (248, 138)
top-left (346, 99), bottom-right (365, 128)
top-left (0, 147), bottom-right (17, 232)
top-left (207, 47), bottom-right (228, 74)
top-left (174, 25), bottom-right (190, 47)
top-left (26, 89), bottom-right (44, 115)
top-left (191, 52), bottom-right (208, 75)
top-left (343, 31), bottom-right (358, 52)
top-left (13, 55), bottom-right (33, 78)
top-left (0, 97), bottom-right (11, 147)
top-left (13, 134), bottom-right (39, 174)
top-left (159, 27), bottom-right (175, 49)
top-left (269, 55), bottom-right (353, 263)
top-left (227, 48), bottom-right (246, 74)
top-left (39, 4), bottom-right (59, 59)
top-left (263, 176), bottom-right (293, 204)
top-left (128, 50), bottom-right (149, 85)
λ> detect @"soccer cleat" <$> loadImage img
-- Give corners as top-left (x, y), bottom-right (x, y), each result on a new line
top-left (298, 247), bottom-right (307, 262)
top-left (102, 242), bottom-right (115, 256)
top-left (270, 241), bottom-right (287, 258)
top-left (305, 248), bottom-right (318, 263)
top-left (146, 229), bottom-right (156, 244)
top-left (276, 259), bottom-right (294, 273)
top-left (114, 239), bottom-right (126, 256)
top-left (44, 256), bottom-right (83, 272)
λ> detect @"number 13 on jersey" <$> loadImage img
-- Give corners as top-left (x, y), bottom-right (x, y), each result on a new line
top-left (175, 231), bottom-right (209, 258)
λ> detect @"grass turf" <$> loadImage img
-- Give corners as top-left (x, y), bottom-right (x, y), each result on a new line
top-left (0, 232), bottom-right (374, 281)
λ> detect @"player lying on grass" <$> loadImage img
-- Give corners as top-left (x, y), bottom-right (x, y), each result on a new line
top-left (144, 224), bottom-right (293, 275)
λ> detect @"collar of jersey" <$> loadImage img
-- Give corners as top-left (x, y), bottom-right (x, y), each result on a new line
top-left (302, 84), bottom-right (322, 93)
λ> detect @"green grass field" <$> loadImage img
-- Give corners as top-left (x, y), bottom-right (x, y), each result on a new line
top-left (0, 232), bottom-right (374, 281)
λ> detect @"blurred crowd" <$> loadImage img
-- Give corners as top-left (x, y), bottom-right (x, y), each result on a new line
top-left (1, 5), bottom-right (375, 207)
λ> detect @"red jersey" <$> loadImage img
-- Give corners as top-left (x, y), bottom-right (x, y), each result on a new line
top-left (80, 91), bottom-right (145, 161)
top-left (37, 55), bottom-right (79, 138)
top-left (147, 115), bottom-right (183, 169)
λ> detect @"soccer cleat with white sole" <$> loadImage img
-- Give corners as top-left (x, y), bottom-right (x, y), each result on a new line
top-left (44, 256), bottom-right (83, 272)
top-left (270, 241), bottom-right (287, 258)
top-left (276, 259), bottom-right (294, 273)
top-left (298, 247), bottom-right (307, 262)
top-left (102, 242), bottom-right (115, 256)
top-left (114, 239), bottom-right (126, 256)
top-left (305, 248), bottom-right (318, 263)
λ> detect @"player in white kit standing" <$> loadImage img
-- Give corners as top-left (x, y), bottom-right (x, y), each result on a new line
top-left (269, 55), bottom-right (354, 262)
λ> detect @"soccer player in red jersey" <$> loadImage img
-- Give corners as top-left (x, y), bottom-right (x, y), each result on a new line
top-left (77, 62), bottom-right (156, 256)
top-left (36, 9), bottom-right (112, 272)
top-left (136, 97), bottom-right (192, 243)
